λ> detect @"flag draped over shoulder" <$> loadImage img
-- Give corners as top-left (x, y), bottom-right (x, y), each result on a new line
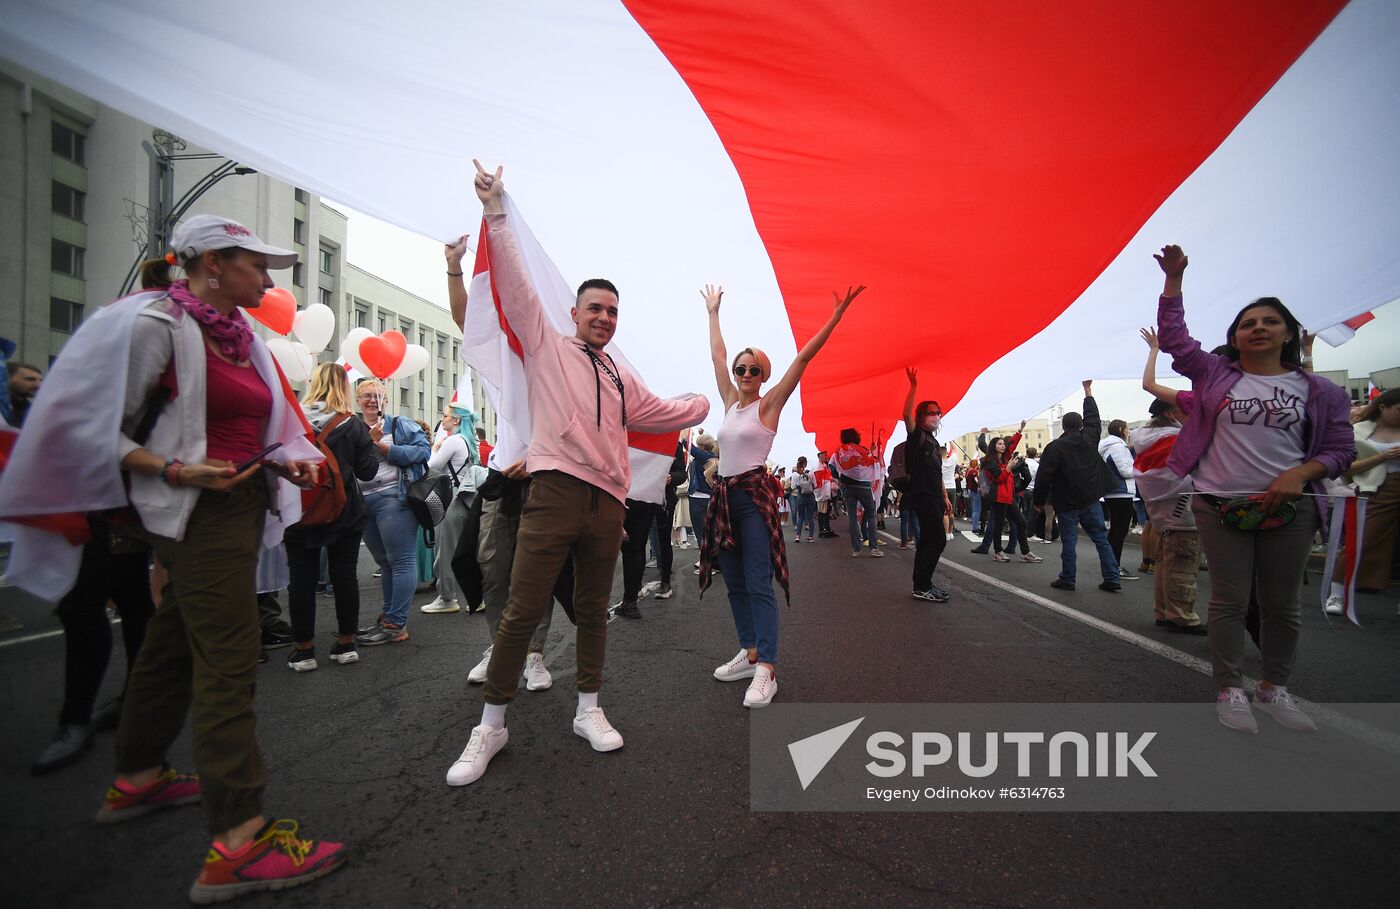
top-left (457, 194), bottom-right (685, 505)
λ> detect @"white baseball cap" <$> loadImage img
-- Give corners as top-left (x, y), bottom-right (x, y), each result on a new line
top-left (170, 214), bottom-right (298, 270)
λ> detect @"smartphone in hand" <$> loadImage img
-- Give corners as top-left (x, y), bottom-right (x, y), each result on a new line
top-left (234, 442), bottom-right (284, 474)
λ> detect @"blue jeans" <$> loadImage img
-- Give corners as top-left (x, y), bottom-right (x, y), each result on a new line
top-left (794, 493), bottom-right (817, 538)
top-left (362, 491), bottom-right (420, 626)
top-left (900, 505), bottom-right (920, 544)
top-left (1055, 504), bottom-right (1121, 584)
top-left (842, 483), bottom-right (879, 552)
top-left (715, 488), bottom-right (780, 665)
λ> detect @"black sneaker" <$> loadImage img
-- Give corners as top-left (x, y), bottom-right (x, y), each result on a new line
top-left (654, 583), bottom-right (673, 600)
top-left (328, 641), bottom-right (360, 664)
top-left (616, 601), bottom-right (642, 620)
top-left (1165, 622), bottom-right (1207, 636)
top-left (287, 647), bottom-right (318, 673)
top-left (372, 568), bottom-right (383, 578)
top-left (1050, 579), bottom-right (1076, 591)
top-left (260, 628), bottom-right (294, 649)
top-left (912, 587), bottom-right (950, 603)
top-left (1099, 580), bottom-right (1122, 592)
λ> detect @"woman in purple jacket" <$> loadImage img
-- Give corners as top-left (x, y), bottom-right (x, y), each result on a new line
top-left (1154, 245), bottom-right (1353, 736)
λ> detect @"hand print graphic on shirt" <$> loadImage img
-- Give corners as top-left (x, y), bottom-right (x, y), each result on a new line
top-left (1223, 386), bottom-right (1303, 431)
top-left (1262, 386), bottom-right (1304, 430)
top-left (1226, 397), bottom-right (1265, 425)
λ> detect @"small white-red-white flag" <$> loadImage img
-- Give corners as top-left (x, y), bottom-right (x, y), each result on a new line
top-left (1316, 312), bottom-right (1375, 348)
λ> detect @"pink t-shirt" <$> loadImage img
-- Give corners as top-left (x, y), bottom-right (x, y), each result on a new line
top-left (205, 351), bottom-right (271, 464)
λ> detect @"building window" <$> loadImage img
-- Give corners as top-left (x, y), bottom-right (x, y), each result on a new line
top-left (355, 305), bottom-right (369, 328)
top-left (50, 297), bottom-right (84, 333)
top-left (319, 247), bottom-right (333, 274)
top-left (452, 341), bottom-right (459, 363)
top-left (401, 319), bottom-right (414, 336)
top-left (319, 287), bottom-right (332, 307)
top-left (418, 329), bottom-right (427, 348)
top-left (52, 121), bottom-right (86, 165)
top-left (437, 368), bottom-right (445, 387)
top-left (292, 262), bottom-right (304, 287)
top-left (51, 239), bottom-right (84, 277)
top-left (293, 219), bottom-right (306, 244)
top-left (400, 388), bottom-right (411, 408)
top-left (418, 391), bottom-right (424, 412)
top-left (377, 313), bottom-right (387, 333)
top-left (436, 396), bottom-right (444, 414)
top-left (294, 188), bottom-right (309, 204)
top-left (437, 335), bottom-right (447, 357)
top-left (52, 182), bottom-right (85, 221)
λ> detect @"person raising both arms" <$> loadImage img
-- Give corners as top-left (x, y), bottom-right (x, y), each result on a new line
top-left (699, 282), bottom-right (864, 709)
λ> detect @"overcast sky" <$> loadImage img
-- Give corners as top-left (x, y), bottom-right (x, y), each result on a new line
top-left (339, 200), bottom-right (1397, 465)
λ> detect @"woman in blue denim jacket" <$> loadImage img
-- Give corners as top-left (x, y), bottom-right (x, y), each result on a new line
top-left (352, 380), bottom-right (430, 645)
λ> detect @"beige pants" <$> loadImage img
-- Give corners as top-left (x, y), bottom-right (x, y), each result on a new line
top-left (1152, 529), bottom-right (1201, 627)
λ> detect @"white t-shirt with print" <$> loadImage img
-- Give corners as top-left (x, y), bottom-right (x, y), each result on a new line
top-left (1192, 370), bottom-right (1309, 496)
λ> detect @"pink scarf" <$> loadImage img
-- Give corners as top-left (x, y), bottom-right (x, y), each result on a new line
top-left (166, 280), bottom-right (253, 362)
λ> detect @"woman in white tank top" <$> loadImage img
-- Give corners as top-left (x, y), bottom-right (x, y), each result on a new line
top-left (699, 282), bottom-right (864, 709)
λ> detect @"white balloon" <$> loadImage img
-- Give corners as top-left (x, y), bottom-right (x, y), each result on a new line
top-left (268, 337), bottom-right (315, 383)
top-left (389, 343), bottom-right (431, 380)
top-left (292, 303), bottom-right (336, 354)
top-left (341, 327), bottom-right (373, 376)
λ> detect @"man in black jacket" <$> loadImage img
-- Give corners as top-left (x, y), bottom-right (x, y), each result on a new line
top-left (1033, 380), bottom-right (1123, 592)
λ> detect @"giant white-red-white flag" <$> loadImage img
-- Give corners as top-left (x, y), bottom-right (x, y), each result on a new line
top-left (1315, 312), bottom-right (1376, 348)
top-left (458, 194), bottom-right (681, 505)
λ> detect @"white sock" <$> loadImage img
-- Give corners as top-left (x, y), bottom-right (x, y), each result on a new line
top-left (481, 703), bottom-right (507, 729)
top-left (578, 691), bottom-right (599, 715)
top-left (1330, 582), bottom-right (1345, 598)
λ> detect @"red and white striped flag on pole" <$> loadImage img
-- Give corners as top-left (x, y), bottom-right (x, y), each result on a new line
top-left (1315, 312), bottom-right (1375, 348)
top-left (458, 194), bottom-right (682, 505)
top-left (1320, 494), bottom-right (1368, 626)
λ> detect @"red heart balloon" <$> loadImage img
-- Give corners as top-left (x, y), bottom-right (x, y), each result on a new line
top-left (359, 330), bottom-right (408, 379)
top-left (245, 287), bottom-right (297, 335)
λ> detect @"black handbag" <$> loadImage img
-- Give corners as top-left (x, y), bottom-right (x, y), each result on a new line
top-left (406, 459), bottom-right (463, 531)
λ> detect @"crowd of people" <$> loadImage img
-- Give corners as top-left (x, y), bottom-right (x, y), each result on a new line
top-left (0, 156), bottom-right (1392, 902)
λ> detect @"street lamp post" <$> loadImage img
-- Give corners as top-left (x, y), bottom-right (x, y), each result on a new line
top-left (118, 133), bottom-right (257, 296)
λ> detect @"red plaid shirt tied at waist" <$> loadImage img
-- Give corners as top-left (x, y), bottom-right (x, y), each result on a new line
top-left (697, 466), bottom-right (790, 605)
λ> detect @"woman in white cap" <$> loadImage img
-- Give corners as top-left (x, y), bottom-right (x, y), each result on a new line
top-left (697, 282), bottom-right (863, 709)
top-left (0, 213), bottom-right (347, 901)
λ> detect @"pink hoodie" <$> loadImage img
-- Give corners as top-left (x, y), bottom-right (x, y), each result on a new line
top-left (486, 213), bottom-right (708, 504)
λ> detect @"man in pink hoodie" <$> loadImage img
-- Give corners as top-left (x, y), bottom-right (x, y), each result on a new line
top-left (447, 162), bottom-right (709, 786)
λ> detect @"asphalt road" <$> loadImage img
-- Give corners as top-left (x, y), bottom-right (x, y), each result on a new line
top-left (3, 516), bottom-right (1398, 908)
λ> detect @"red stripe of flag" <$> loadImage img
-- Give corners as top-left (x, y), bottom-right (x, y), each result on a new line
top-left (475, 218), bottom-right (524, 360)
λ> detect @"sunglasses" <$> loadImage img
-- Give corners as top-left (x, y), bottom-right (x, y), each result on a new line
top-left (733, 365), bottom-right (763, 378)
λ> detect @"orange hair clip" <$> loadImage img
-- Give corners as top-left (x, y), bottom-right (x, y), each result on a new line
top-left (164, 251), bottom-right (177, 265)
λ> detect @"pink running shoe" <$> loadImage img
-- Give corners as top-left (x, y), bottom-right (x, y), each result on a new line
top-left (95, 766), bottom-right (201, 825)
top-left (188, 818), bottom-right (347, 904)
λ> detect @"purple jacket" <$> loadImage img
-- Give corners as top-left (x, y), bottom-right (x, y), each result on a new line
top-left (1156, 294), bottom-right (1354, 516)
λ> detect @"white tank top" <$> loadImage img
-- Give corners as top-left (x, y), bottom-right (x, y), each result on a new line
top-left (717, 399), bottom-right (776, 476)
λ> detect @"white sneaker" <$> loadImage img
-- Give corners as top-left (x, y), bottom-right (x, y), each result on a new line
top-left (422, 596), bottom-right (460, 614)
top-left (1255, 687), bottom-right (1317, 732)
top-left (573, 706), bottom-right (624, 752)
top-left (1216, 687), bottom-right (1258, 734)
top-left (743, 665), bottom-right (777, 708)
top-left (1019, 552), bottom-right (1043, 563)
top-left (523, 652), bottom-right (553, 691)
top-left (467, 646), bottom-right (492, 685)
top-left (445, 724), bottom-right (509, 786)
top-left (1324, 595), bottom-right (1344, 616)
top-left (713, 649), bottom-right (757, 682)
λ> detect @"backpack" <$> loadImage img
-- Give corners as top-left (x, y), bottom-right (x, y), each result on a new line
top-left (887, 441), bottom-right (910, 491)
top-left (295, 413), bottom-right (351, 527)
top-left (978, 464), bottom-right (993, 497)
top-left (406, 456), bottom-right (465, 532)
